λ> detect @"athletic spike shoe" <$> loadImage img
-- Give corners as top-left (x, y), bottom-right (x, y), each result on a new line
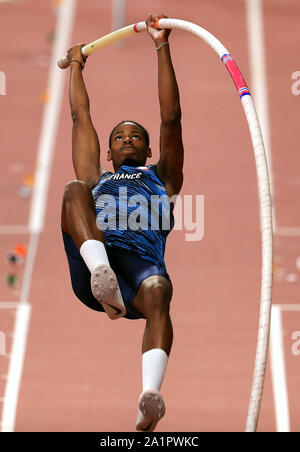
top-left (136, 389), bottom-right (165, 432)
top-left (91, 264), bottom-right (126, 320)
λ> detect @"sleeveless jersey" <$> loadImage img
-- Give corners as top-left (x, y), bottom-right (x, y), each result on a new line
top-left (92, 164), bottom-right (174, 266)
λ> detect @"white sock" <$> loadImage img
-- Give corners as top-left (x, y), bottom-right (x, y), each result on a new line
top-left (79, 239), bottom-right (109, 273)
top-left (142, 348), bottom-right (168, 392)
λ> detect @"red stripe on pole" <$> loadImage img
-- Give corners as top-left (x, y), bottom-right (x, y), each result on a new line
top-left (225, 58), bottom-right (249, 93)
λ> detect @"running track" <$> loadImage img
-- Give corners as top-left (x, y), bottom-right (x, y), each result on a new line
top-left (0, 0), bottom-right (300, 432)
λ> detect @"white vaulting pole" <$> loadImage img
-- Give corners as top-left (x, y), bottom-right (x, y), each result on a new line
top-left (58, 18), bottom-right (273, 432)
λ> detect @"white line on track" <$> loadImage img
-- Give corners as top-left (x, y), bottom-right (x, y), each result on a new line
top-left (269, 305), bottom-right (291, 432)
top-left (245, 0), bottom-right (276, 231)
top-left (1, 303), bottom-right (31, 432)
top-left (245, 0), bottom-right (300, 432)
top-left (112, 0), bottom-right (126, 31)
top-left (0, 225), bottom-right (29, 234)
top-left (0, 0), bottom-right (77, 432)
top-left (276, 304), bottom-right (300, 312)
top-left (0, 302), bottom-right (21, 309)
top-left (28, 1), bottom-right (76, 234)
top-left (275, 227), bottom-right (300, 237)
top-left (246, 1), bottom-right (300, 238)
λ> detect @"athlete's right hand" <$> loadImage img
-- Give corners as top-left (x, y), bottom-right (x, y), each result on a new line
top-left (146, 14), bottom-right (171, 46)
top-left (66, 43), bottom-right (87, 69)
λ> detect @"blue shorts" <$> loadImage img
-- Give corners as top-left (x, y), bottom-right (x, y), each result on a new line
top-left (62, 230), bottom-right (171, 320)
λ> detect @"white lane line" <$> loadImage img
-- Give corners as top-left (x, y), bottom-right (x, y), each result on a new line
top-left (245, 0), bottom-right (300, 238)
top-left (19, 232), bottom-right (39, 304)
top-left (0, 0), bottom-right (77, 432)
top-left (0, 226), bottom-right (29, 234)
top-left (277, 304), bottom-right (300, 311)
top-left (269, 305), bottom-right (291, 432)
top-left (1, 303), bottom-right (31, 432)
top-left (112, 0), bottom-right (126, 31)
top-left (245, 0), bottom-right (276, 231)
top-left (28, 0), bottom-right (76, 234)
top-left (0, 302), bottom-right (20, 309)
top-left (275, 227), bottom-right (300, 237)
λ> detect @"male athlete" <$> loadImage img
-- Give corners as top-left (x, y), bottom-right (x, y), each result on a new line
top-left (61, 14), bottom-right (184, 432)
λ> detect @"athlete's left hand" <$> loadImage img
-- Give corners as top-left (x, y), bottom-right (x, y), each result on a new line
top-left (146, 14), bottom-right (171, 46)
top-left (66, 43), bottom-right (88, 69)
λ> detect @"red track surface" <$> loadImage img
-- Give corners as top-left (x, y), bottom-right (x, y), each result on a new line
top-left (0, 0), bottom-right (299, 432)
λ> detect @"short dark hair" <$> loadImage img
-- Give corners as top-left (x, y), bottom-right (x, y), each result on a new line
top-left (109, 120), bottom-right (150, 148)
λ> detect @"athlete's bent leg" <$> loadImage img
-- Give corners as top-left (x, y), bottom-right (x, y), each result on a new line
top-left (134, 275), bottom-right (173, 431)
top-left (61, 180), bottom-right (104, 248)
top-left (61, 180), bottom-right (125, 319)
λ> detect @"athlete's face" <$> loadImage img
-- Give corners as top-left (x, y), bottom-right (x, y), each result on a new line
top-left (107, 122), bottom-right (152, 171)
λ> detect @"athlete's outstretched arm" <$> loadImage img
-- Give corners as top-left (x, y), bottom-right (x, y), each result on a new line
top-left (147, 15), bottom-right (184, 197)
top-left (68, 44), bottom-right (106, 188)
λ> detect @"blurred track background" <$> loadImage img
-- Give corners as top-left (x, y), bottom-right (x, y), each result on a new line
top-left (0, 0), bottom-right (299, 432)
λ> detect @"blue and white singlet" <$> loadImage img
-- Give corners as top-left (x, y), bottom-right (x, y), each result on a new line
top-left (92, 164), bottom-right (174, 266)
